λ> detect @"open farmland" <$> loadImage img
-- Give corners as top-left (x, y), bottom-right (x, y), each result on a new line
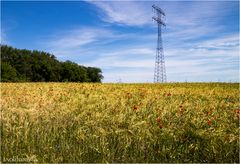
top-left (1, 83), bottom-right (239, 162)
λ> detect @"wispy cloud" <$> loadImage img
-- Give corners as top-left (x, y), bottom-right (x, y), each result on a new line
top-left (89, 1), bottom-right (151, 26)
top-left (195, 34), bottom-right (239, 50)
top-left (40, 27), bottom-right (129, 58)
top-left (89, 1), bottom-right (232, 28)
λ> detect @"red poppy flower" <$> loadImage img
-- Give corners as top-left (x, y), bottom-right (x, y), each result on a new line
top-left (133, 105), bottom-right (138, 111)
top-left (207, 120), bottom-right (212, 126)
top-left (156, 118), bottom-right (161, 123)
top-left (235, 109), bottom-right (240, 114)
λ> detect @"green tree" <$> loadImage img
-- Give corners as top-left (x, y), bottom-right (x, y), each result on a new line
top-left (60, 61), bottom-right (88, 82)
top-left (0, 45), bottom-right (103, 82)
top-left (1, 62), bottom-right (18, 82)
top-left (87, 67), bottom-right (103, 82)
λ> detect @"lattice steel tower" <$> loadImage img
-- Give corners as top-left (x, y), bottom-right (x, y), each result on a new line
top-left (152, 5), bottom-right (167, 83)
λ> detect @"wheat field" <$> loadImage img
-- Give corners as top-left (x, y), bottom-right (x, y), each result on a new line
top-left (1, 83), bottom-right (239, 162)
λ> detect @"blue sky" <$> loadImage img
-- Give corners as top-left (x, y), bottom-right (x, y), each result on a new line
top-left (1, 0), bottom-right (239, 82)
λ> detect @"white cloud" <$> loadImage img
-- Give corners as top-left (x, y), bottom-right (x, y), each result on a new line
top-left (43, 27), bottom-right (111, 48)
top-left (195, 34), bottom-right (239, 50)
top-left (164, 25), bottom-right (223, 43)
top-left (89, 1), bottom-right (230, 28)
top-left (81, 47), bottom-right (155, 69)
top-left (89, 1), bottom-right (151, 26)
top-left (40, 27), bottom-right (129, 58)
top-left (100, 48), bottom-right (155, 57)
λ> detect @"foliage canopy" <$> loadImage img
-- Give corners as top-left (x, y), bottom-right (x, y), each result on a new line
top-left (1, 45), bottom-right (103, 82)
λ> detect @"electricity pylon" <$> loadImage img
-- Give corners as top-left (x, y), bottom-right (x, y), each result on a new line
top-left (152, 4), bottom-right (167, 83)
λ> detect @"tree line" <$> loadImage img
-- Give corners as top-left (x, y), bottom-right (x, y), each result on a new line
top-left (1, 45), bottom-right (103, 82)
